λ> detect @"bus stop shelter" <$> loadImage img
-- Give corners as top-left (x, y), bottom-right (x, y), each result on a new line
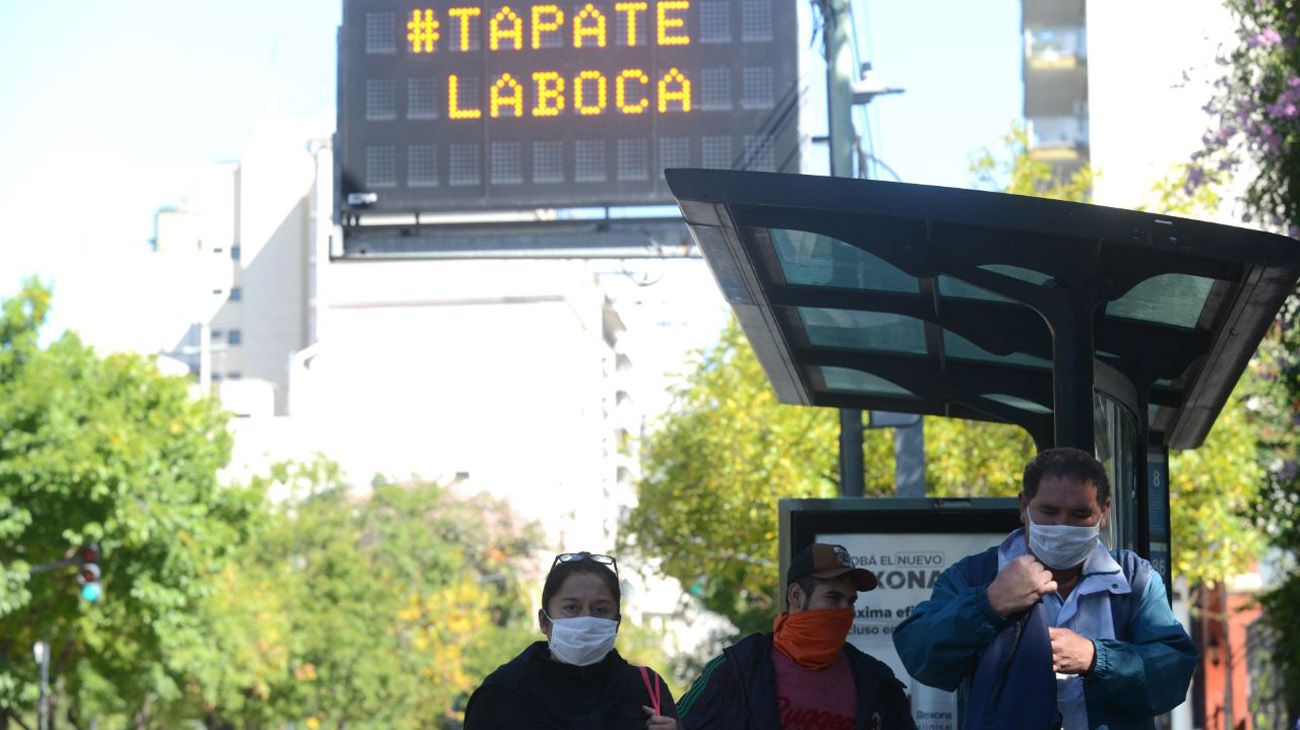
top-left (664, 168), bottom-right (1300, 591)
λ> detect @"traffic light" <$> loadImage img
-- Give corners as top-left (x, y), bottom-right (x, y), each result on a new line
top-left (76, 544), bottom-right (101, 602)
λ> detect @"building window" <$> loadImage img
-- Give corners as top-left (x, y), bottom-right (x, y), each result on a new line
top-left (229, 287), bottom-right (242, 302)
top-left (211, 288), bottom-right (224, 296)
top-left (211, 372), bottom-right (223, 382)
top-left (227, 329), bottom-right (243, 346)
top-left (211, 329), bottom-right (224, 341)
top-left (231, 245), bottom-right (241, 261)
top-left (227, 371), bottom-right (242, 380)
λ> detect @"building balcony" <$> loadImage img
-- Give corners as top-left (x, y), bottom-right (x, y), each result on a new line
top-left (1028, 143), bottom-right (1085, 163)
top-left (1027, 115), bottom-right (1089, 163)
top-left (1025, 25), bottom-right (1086, 64)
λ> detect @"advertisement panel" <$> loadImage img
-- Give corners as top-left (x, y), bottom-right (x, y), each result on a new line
top-left (820, 531), bottom-right (1005, 730)
top-left (780, 498), bottom-right (1022, 730)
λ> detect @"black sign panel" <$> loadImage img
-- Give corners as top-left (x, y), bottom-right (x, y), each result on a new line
top-left (337, 0), bottom-right (800, 213)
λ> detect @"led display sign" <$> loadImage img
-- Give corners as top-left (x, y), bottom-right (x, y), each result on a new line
top-left (336, 0), bottom-right (800, 213)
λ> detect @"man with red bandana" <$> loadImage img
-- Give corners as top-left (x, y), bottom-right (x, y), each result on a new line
top-left (677, 543), bottom-right (917, 730)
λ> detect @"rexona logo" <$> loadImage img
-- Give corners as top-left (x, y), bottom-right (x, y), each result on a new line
top-left (872, 570), bottom-right (942, 591)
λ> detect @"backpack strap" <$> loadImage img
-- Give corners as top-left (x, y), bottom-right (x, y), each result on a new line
top-left (1108, 549), bottom-right (1150, 642)
top-left (638, 666), bottom-right (662, 715)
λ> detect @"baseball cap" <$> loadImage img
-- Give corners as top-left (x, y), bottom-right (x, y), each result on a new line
top-left (787, 543), bottom-right (877, 591)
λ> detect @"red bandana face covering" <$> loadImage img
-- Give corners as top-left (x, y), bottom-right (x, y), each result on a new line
top-left (772, 608), bottom-right (855, 670)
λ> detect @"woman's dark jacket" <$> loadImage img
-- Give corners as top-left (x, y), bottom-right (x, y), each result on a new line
top-left (464, 641), bottom-right (677, 729)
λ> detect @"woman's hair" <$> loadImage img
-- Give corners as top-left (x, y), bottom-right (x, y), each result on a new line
top-left (540, 559), bottom-right (621, 614)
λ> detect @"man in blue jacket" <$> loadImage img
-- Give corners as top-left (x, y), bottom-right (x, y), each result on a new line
top-left (679, 542), bottom-right (917, 729)
top-left (892, 447), bottom-right (1197, 730)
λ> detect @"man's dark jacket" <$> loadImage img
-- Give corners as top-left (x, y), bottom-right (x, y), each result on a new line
top-left (677, 632), bottom-right (917, 729)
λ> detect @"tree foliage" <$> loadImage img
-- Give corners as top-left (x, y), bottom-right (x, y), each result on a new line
top-left (1193, 17), bottom-right (1300, 708)
top-left (172, 463), bottom-right (547, 729)
top-left (0, 279), bottom-right (259, 726)
top-left (0, 282), bottom-right (554, 728)
top-left (968, 126), bottom-right (1094, 202)
top-left (1198, 0), bottom-right (1300, 236)
top-left (621, 322), bottom-right (884, 636)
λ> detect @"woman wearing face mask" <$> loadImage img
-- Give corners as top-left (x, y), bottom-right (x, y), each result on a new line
top-left (463, 551), bottom-right (679, 729)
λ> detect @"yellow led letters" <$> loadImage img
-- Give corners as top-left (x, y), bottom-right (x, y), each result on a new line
top-left (574, 70), bottom-right (608, 115)
top-left (490, 6), bottom-right (524, 50)
top-left (658, 67), bottom-right (691, 112)
top-left (614, 2), bottom-right (648, 46)
top-left (407, 9), bottom-right (441, 53)
top-left (491, 73), bottom-right (525, 117)
top-left (532, 72), bottom-right (566, 116)
top-left (447, 7), bottom-right (480, 51)
top-left (428, 3), bottom-right (698, 119)
top-left (616, 69), bottom-right (650, 113)
top-left (573, 4), bottom-right (608, 48)
top-left (448, 75), bottom-right (483, 119)
top-left (531, 5), bottom-right (564, 48)
top-left (656, 0), bottom-right (689, 45)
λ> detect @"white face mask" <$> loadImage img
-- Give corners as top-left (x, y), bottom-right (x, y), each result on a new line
top-left (545, 614), bottom-right (618, 666)
top-left (1027, 513), bottom-right (1102, 570)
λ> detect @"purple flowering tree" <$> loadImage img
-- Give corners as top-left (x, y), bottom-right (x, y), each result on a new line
top-left (1197, 2), bottom-right (1300, 725)
top-left (1199, 0), bottom-right (1300, 237)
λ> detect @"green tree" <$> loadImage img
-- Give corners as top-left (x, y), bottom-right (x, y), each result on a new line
top-left (621, 322), bottom-right (889, 636)
top-left (0, 279), bottom-right (260, 727)
top-left (968, 125), bottom-right (1094, 202)
top-left (175, 460), bottom-right (547, 729)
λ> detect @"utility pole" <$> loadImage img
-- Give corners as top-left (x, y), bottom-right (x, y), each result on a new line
top-left (824, 0), bottom-right (864, 498)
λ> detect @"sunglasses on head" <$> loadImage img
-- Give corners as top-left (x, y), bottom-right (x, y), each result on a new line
top-left (552, 552), bottom-right (618, 576)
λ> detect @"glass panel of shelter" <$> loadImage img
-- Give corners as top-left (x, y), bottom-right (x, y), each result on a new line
top-left (765, 224), bottom-right (1158, 557)
top-left (769, 228), bottom-right (919, 292)
top-left (1094, 392), bottom-right (1139, 552)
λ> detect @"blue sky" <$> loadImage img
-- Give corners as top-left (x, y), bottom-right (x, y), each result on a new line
top-left (0, 0), bottom-right (1020, 334)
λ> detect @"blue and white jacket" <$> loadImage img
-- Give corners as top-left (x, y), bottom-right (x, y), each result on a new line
top-left (892, 530), bottom-right (1197, 730)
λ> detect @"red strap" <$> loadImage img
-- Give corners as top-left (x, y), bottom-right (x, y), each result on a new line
top-left (638, 666), bottom-right (662, 715)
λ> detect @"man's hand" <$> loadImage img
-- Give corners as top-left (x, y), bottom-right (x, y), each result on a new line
top-left (985, 555), bottom-right (1057, 617)
top-left (1049, 627), bottom-right (1096, 675)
